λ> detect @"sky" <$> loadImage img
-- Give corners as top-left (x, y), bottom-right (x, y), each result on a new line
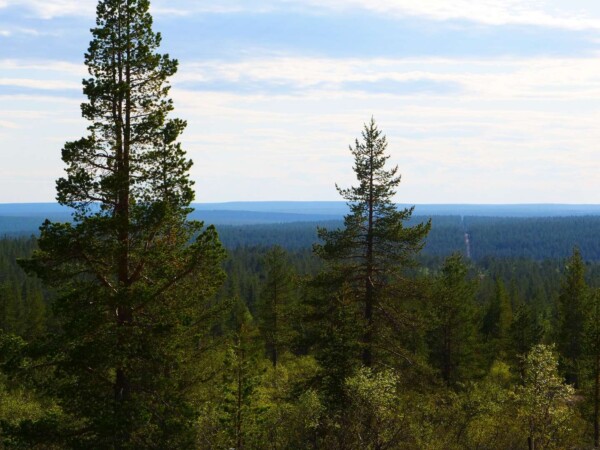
top-left (1, 0), bottom-right (600, 204)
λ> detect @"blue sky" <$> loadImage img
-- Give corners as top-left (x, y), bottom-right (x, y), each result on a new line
top-left (1, 0), bottom-right (600, 203)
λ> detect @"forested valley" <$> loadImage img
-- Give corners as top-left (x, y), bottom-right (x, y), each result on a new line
top-left (2, 0), bottom-right (600, 448)
top-left (215, 215), bottom-right (600, 261)
top-left (3, 223), bottom-right (600, 448)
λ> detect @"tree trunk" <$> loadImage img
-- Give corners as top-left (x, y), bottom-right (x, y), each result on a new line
top-left (114, 4), bottom-right (132, 444)
top-left (363, 150), bottom-right (375, 367)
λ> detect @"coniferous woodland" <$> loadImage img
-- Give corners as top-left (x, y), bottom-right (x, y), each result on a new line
top-left (1, 1), bottom-right (600, 449)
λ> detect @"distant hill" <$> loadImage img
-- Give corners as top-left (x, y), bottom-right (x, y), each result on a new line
top-left (193, 202), bottom-right (600, 218)
top-left (1, 201), bottom-right (599, 233)
top-left (1, 203), bottom-right (599, 261)
top-left (0, 203), bottom-right (72, 219)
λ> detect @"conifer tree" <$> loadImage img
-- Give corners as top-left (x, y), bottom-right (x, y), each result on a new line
top-left (257, 246), bottom-right (297, 368)
top-left (556, 247), bottom-right (588, 386)
top-left (508, 302), bottom-right (542, 377)
top-left (315, 118), bottom-right (430, 367)
top-left (221, 300), bottom-right (264, 450)
top-left (0, 282), bottom-right (20, 335)
top-left (21, 282), bottom-right (46, 340)
top-left (16, 0), bottom-right (225, 447)
top-left (584, 289), bottom-right (600, 447)
top-left (483, 278), bottom-right (513, 360)
top-left (428, 253), bottom-right (481, 386)
top-left (312, 279), bottom-right (362, 412)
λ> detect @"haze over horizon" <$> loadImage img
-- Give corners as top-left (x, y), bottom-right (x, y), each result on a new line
top-left (1, 0), bottom-right (600, 204)
top-left (1, 201), bottom-right (600, 206)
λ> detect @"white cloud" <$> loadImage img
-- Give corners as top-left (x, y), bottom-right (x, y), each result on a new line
top-left (1, 0), bottom-right (96, 19)
top-left (0, 60), bottom-right (85, 92)
top-left (167, 55), bottom-right (600, 203)
top-left (0, 26), bottom-right (46, 37)
top-left (0, 78), bottom-right (79, 90)
top-left (0, 0), bottom-right (273, 19)
top-left (0, 59), bottom-right (85, 75)
top-left (150, 1), bottom-right (276, 16)
top-left (300, 0), bottom-right (600, 30)
top-left (0, 119), bottom-right (18, 129)
top-left (175, 55), bottom-right (600, 101)
top-left (4, 0), bottom-right (600, 31)
top-left (2, 54), bottom-right (600, 203)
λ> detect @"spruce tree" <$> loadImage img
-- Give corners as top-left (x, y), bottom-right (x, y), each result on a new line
top-left (428, 253), bottom-right (481, 386)
top-left (16, 0), bottom-right (225, 447)
top-left (483, 278), bottom-right (513, 360)
top-left (312, 278), bottom-right (362, 412)
top-left (257, 246), bottom-right (297, 368)
top-left (221, 299), bottom-right (265, 450)
top-left (508, 302), bottom-right (542, 377)
top-left (315, 118), bottom-right (430, 367)
top-left (556, 247), bottom-right (588, 386)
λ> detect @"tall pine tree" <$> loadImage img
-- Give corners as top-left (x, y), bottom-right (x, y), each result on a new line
top-left (315, 118), bottom-right (430, 368)
top-left (17, 0), bottom-right (225, 447)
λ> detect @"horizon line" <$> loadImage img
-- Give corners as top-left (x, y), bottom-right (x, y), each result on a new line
top-left (1, 201), bottom-right (600, 207)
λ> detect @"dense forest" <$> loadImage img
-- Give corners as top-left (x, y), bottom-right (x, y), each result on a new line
top-left (7, 215), bottom-right (600, 260)
top-left (2, 231), bottom-right (600, 448)
top-left (2, 0), bottom-right (600, 449)
top-left (215, 215), bottom-right (600, 261)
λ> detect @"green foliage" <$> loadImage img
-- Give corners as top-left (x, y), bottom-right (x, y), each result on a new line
top-left (582, 288), bottom-right (600, 446)
top-left (309, 278), bottom-right (362, 412)
top-left (465, 216), bottom-right (600, 261)
top-left (447, 362), bottom-right (522, 449)
top-left (256, 356), bottom-right (322, 450)
top-left (215, 215), bottom-right (600, 262)
top-left (2, 236), bottom-right (600, 447)
top-left (196, 307), bottom-right (323, 450)
top-left (343, 367), bottom-right (406, 449)
top-left (483, 277), bottom-right (513, 360)
top-left (217, 302), bottom-right (266, 450)
top-left (0, 238), bottom-right (47, 340)
top-left (556, 248), bottom-right (589, 386)
top-left (11, 0), bottom-right (226, 447)
top-left (427, 253), bottom-right (483, 385)
top-left (315, 118), bottom-right (430, 367)
top-left (515, 344), bottom-right (579, 449)
top-left (256, 246), bottom-right (298, 367)
top-left (0, 330), bottom-right (58, 449)
top-left (508, 301), bottom-right (543, 376)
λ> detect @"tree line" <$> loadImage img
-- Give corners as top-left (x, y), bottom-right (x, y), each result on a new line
top-left (214, 215), bottom-right (600, 261)
top-left (6, 215), bottom-right (600, 262)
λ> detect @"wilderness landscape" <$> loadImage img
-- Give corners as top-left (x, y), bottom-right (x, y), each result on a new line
top-left (1, 0), bottom-right (600, 449)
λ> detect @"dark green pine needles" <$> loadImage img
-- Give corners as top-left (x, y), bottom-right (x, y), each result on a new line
top-left (17, 0), bottom-right (226, 448)
top-left (314, 119), bottom-right (431, 368)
